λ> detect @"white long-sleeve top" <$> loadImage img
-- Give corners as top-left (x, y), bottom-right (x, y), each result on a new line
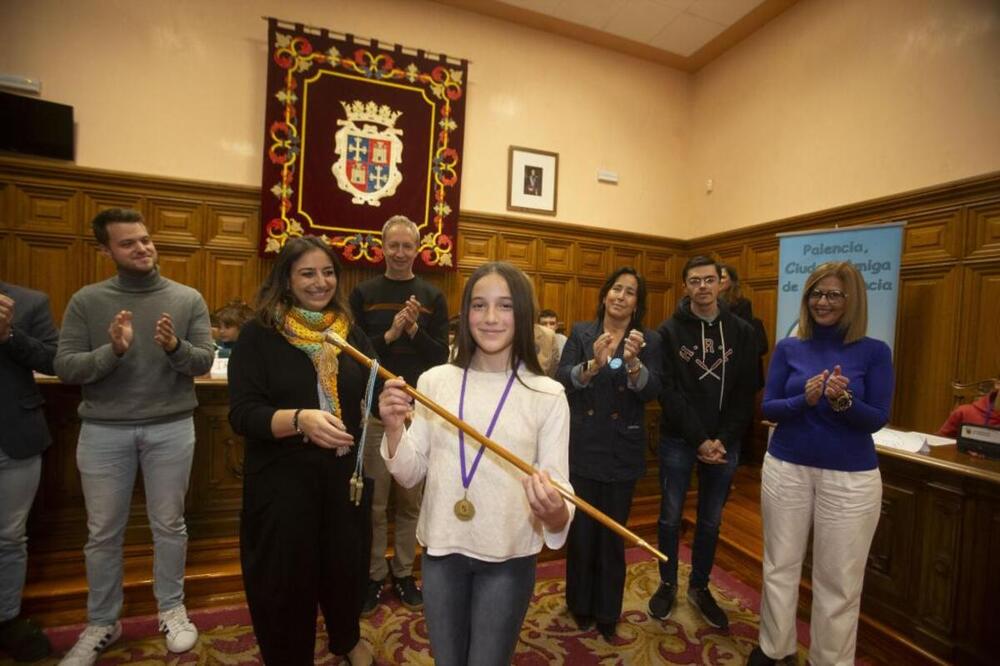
top-left (381, 364), bottom-right (574, 562)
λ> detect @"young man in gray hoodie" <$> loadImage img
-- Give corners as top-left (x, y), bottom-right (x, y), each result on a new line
top-left (55, 209), bottom-right (214, 665)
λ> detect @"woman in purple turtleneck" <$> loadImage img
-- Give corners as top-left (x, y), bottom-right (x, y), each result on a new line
top-left (749, 261), bottom-right (893, 666)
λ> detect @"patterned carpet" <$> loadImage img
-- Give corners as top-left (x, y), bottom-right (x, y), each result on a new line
top-left (22, 545), bottom-right (809, 665)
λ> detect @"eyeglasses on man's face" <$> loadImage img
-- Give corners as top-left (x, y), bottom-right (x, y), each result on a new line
top-left (686, 276), bottom-right (718, 287)
top-left (808, 289), bottom-right (846, 304)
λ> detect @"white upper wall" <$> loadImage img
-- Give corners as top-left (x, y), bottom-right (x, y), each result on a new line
top-left (0, 0), bottom-right (692, 237)
top-left (688, 0), bottom-right (1000, 236)
top-left (1, 0), bottom-right (998, 239)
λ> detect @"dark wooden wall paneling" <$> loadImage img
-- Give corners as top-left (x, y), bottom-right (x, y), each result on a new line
top-left (688, 176), bottom-right (1000, 435)
top-left (4, 156), bottom-right (999, 638)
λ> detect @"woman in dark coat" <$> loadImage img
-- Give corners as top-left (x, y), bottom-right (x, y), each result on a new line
top-left (556, 266), bottom-right (662, 641)
top-left (228, 237), bottom-right (377, 665)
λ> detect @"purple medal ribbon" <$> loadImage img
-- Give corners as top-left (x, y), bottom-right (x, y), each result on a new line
top-left (458, 367), bottom-right (518, 490)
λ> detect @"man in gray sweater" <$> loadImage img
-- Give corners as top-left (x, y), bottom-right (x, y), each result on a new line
top-left (54, 209), bottom-right (214, 666)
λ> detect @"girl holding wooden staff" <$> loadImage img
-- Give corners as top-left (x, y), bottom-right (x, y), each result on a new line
top-left (378, 261), bottom-right (574, 666)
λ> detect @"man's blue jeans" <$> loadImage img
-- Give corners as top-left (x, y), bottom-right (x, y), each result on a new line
top-left (657, 435), bottom-right (739, 589)
top-left (76, 417), bottom-right (195, 624)
top-left (0, 451), bottom-right (41, 622)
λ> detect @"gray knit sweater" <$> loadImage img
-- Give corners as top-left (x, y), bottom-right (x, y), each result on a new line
top-left (54, 269), bottom-right (214, 424)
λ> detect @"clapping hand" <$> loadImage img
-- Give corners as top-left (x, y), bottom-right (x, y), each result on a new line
top-left (386, 296), bottom-right (422, 343)
top-left (108, 310), bottom-right (134, 356)
top-left (403, 295), bottom-right (421, 337)
top-left (622, 329), bottom-right (645, 364)
top-left (824, 365), bottom-right (850, 400)
top-left (591, 332), bottom-right (616, 370)
top-left (804, 370), bottom-right (829, 406)
top-left (154, 312), bottom-right (179, 353)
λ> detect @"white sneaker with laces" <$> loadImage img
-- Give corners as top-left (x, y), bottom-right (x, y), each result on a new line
top-left (158, 605), bottom-right (198, 653)
top-left (59, 622), bottom-right (122, 666)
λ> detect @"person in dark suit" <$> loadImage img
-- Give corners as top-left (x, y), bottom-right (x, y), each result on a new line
top-left (0, 282), bottom-right (58, 662)
top-left (556, 266), bottom-right (662, 641)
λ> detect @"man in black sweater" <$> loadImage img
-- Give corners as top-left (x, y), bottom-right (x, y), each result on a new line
top-left (648, 256), bottom-right (757, 631)
top-left (349, 215), bottom-right (449, 614)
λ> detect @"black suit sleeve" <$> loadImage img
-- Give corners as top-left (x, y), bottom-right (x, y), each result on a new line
top-left (2, 293), bottom-right (58, 376)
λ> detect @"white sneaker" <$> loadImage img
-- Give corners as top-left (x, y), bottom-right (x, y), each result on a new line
top-left (59, 622), bottom-right (122, 665)
top-left (158, 604), bottom-right (198, 653)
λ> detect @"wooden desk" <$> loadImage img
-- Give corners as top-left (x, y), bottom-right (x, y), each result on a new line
top-left (865, 443), bottom-right (1000, 665)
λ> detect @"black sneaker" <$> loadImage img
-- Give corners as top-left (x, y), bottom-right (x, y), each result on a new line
top-left (393, 575), bottom-right (423, 610)
top-left (361, 578), bottom-right (385, 617)
top-left (747, 645), bottom-right (777, 666)
top-left (687, 586), bottom-right (729, 630)
top-left (0, 615), bottom-right (52, 662)
top-left (647, 582), bottom-right (676, 620)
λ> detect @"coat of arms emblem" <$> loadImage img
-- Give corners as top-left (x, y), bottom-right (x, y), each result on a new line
top-left (331, 100), bottom-right (404, 206)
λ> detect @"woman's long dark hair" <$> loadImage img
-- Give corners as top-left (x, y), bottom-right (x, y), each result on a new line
top-left (595, 266), bottom-right (647, 329)
top-left (253, 236), bottom-right (350, 329)
top-left (720, 263), bottom-right (744, 305)
top-left (452, 261), bottom-right (543, 377)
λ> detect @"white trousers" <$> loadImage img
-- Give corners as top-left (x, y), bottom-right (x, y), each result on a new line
top-left (758, 453), bottom-right (882, 666)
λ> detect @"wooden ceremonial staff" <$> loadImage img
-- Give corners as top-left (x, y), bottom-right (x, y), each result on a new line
top-left (326, 332), bottom-right (668, 563)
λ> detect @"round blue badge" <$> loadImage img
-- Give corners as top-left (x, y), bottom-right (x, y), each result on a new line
top-left (609, 357), bottom-right (623, 370)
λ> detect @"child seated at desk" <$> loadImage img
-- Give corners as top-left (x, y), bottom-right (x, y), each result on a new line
top-left (938, 378), bottom-right (999, 437)
top-left (213, 300), bottom-right (253, 358)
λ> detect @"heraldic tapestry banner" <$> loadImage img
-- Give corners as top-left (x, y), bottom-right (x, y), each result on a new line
top-left (260, 18), bottom-right (468, 269)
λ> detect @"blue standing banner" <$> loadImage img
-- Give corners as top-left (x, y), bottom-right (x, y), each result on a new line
top-left (776, 223), bottom-right (905, 353)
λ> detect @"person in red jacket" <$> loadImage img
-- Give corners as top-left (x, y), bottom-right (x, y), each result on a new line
top-left (938, 379), bottom-right (999, 437)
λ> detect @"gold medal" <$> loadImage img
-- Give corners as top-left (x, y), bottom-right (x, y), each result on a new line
top-left (454, 497), bottom-right (476, 521)
top-left (455, 367), bottom-right (516, 523)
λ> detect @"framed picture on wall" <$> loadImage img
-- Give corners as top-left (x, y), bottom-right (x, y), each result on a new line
top-left (507, 146), bottom-right (558, 215)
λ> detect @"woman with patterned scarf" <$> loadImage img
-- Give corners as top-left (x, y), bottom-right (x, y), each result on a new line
top-left (228, 236), bottom-right (379, 665)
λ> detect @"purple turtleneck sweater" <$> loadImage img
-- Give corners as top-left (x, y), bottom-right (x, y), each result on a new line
top-left (762, 324), bottom-right (894, 472)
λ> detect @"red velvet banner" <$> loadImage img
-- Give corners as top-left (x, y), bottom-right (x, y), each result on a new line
top-left (260, 19), bottom-right (468, 270)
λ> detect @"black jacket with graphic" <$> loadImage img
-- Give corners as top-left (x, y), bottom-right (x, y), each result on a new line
top-left (657, 297), bottom-right (757, 450)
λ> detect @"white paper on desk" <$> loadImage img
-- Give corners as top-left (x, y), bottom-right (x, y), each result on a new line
top-left (874, 428), bottom-right (927, 453)
top-left (921, 433), bottom-right (956, 447)
top-left (209, 356), bottom-right (229, 379)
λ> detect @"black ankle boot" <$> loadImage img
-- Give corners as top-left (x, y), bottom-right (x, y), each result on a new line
top-left (747, 645), bottom-right (777, 666)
